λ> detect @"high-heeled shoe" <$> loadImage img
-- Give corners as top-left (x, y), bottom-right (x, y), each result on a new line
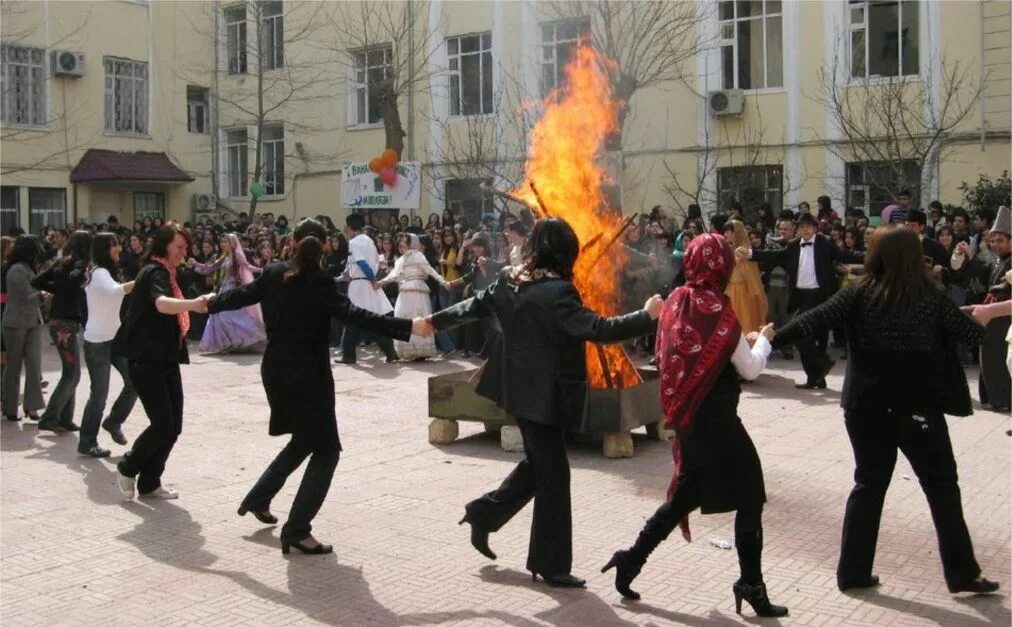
top-left (733, 581), bottom-right (788, 617)
top-left (458, 514), bottom-right (496, 560)
top-left (950, 577), bottom-right (1000, 594)
top-left (281, 537), bottom-right (333, 555)
top-left (238, 505), bottom-right (278, 525)
top-left (601, 551), bottom-right (642, 600)
top-left (531, 572), bottom-right (586, 588)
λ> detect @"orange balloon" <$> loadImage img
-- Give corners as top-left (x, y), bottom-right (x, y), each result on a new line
top-left (381, 148), bottom-right (399, 167)
top-left (368, 157), bottom-right (383, 173)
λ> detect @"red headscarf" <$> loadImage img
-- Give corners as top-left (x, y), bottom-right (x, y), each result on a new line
top-left (655, 233), bottom-right (741, 542)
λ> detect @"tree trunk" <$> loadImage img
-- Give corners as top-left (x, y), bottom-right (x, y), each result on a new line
top-left (248, 2), bottom-right (266, 223)
top-left (605, 73), bottom-right (637, 152)
top-left (378, 79), bottom-right (406, 158)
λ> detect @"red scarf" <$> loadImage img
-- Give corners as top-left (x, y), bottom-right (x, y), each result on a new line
top-left (655, 233), bottom-right (741, 541)
top-left (151, 256), bottom-right (190, 344)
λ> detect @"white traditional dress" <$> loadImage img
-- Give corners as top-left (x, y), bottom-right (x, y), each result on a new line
top-left (347, 232), bottom-right (394, 316)
top-left (379, 239), bottom-right (447, 359)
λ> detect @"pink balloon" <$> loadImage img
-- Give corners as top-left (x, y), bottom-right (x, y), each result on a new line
top-left (379, 166), bottom-right (397, 186)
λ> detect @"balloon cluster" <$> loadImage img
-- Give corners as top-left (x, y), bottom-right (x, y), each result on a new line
top-left (368, 148), bottom-right (399, 187)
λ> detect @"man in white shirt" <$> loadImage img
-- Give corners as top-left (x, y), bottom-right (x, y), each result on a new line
top-left (338, 213), bottom-right (397, 364)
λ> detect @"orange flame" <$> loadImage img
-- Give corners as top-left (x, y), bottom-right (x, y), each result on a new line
top-left (511, 45), bottom-right (642, 389)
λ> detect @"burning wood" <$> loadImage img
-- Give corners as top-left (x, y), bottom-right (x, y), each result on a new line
top-left (479, 182), bottom-right (539, 214)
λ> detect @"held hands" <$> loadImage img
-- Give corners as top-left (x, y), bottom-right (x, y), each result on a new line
top-left (744, 331), bottom-right (760, 347)
top-left (644, 294), bottom-right (664, 320)
top-left (192, 293), bottom-right (214, 314)
top-left (411, 316), bottom-right (435, 338)
top-left (186, 258), bottom-right (197, 268)
top-left (734, 247), bottom-right (749, 262)
top-left (759, 322), bottom-right (775, 342)
top-left (962, 304), bottom-right (996, 326)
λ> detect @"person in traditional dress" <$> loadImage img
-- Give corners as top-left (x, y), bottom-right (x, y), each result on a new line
top-left (378, 233), bottom-right (448, 360)
top-left (722, 219), bottom-right (768, 336)
top-left (603, 233), bottom-right (787, 618)
top-left (975, 206), bottom-right (1011, 411)
top-left (187, 233), bottom-right (265, 353)
top-left (338, 214), bottom-right (397, 364)
top-left (207, 219), bottom-right (424, 555)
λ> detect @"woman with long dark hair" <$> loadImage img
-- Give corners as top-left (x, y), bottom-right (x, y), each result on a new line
top-left (773, 226), bottom-right (999, 595)
top-left (32, 230), bottom-right (92, 434)
top-left (431, 217), bottom-right (661, 588)
top-left (79, 233), bottom-right (138, 457)
top-left (207, 219), bottom-right (424, 554)
top-left (2, 235), bottom-right (45, 421)
top-left (116, 223), bottom-right (209, 500)
top-left (604, 233), bottom-right (786, 617)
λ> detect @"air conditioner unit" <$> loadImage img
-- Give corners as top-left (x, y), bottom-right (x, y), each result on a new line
top-left (708, 89), bottom-right (744, 116)
top-left (192, 193), bottom-right (216, 212)
top-left (50, 50), bottom-right (86, 78)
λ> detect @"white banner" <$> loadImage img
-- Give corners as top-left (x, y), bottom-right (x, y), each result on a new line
top-left (341, 161), bottom-right (422, 210)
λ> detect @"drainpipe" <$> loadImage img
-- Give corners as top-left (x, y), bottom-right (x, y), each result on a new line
top-left (979, 0), bottom-right (986, 151)
top-left (211, 0), bottom-right (221, 202)
top-left (407, 2), bottom-right (416, 162)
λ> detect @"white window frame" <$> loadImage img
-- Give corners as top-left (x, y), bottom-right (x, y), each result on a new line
top-left (848, 0), bottom-right (919, 80)
top-left (225, 5), bottom-right (247, 75)
top-left (260, 1), bottom-right (284, 71)
top-left (718, 0), bottom-right (784, 91)
top-left (539, 19), bottom-right (589, 96)
top-left (133, 191), bottom-right (166, 221)
top-left (261, 125), bottom-right (285, 196)
top-left (1, 186), bottom-right (21, 232)
top-left (226, 129), bottom-right (249, 198)
top-left (716, 165), bottom-right (784, 211)
top-left (187, 86), bottom-right (209, 134)
top-left (0, 45), bottom-right (47, 127)
top-left (446, 32), bottom-right (494, 117)
top-left (104, 57), bottom-right (149, 135)
top-left (349, 45), bottom-right (392, 127)
top-left (28, 187), bottom-right (67, 234)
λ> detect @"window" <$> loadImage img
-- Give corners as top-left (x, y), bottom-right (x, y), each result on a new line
top-left (447, 33), bottom-right (493, 116)
top-left (225, 5), bottom-right (247, 75)
top-left (351, 46), bottom-right (392, 125)
top-left (1, 186), bottom-right (20, 234)
top-left (28, 188), bottom-right (66, 234)
top-left (260, 1), bottom-right (284, 71)
top-left (716, 165), bottom-right (783, 211)
top-left (187, 86), bottom-right (209, 134)
top-left (849, 0), bottom-right (919, 79)
top-left (1, 45), bottom-right (46, 126)
top-left (846, 160), bottom-right (919, 217)
top-left (445, 178), bottom-right (493, 228)
top-left (261, 125), bottom-right (285, 195)
top-left (104, 57), bottom-right (149, 134)
top-left (540, 19), bottom-right (589, 96)
top-left (226, 129), bottom-right (248, 197)
top-left (133, 192), bottom-right (165, 221)
top-left (718, 0), bottom-right (783, 90)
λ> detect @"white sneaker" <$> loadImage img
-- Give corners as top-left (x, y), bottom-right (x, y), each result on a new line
top-left (139, 486), bottom-right (178, 500)
top-left (117, 471), bottom-right (136, 500)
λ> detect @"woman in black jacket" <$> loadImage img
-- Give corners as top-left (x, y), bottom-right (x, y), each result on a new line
top-left (431, 217), bottom-right (662, 588)
top-left (773, 226), bottom-right (999, 595)
top-left (32, 231), bottom-right (91, 434)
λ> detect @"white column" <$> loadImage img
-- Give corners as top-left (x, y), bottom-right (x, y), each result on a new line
top-left (696, 5), bottom-right (719, 217)
top-left (822, 1), bottom-right (847, 205)
top-left (921, 0), bottom-right (943, 202)
top-left (491, 0), bottom-right (506, 188)
top-left (425, 0), bottom-right (446, 216)
top-left (783, 0), bottom-right (802, 209)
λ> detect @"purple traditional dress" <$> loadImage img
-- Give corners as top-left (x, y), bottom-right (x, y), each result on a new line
top-left (190, 234), bottom-right (266, 353)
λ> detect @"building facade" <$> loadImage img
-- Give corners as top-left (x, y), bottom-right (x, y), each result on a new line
top-left (2, 0), bottom-right (1009, 233)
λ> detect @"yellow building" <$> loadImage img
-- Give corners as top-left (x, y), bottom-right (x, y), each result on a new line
top-left (2, 0), bottom-right (1009, 233)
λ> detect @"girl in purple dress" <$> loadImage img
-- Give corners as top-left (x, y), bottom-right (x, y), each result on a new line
top-left (187, 233), bottom-right (265, 353)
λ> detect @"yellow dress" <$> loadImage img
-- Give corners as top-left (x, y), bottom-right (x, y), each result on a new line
top-left (725, 259), bottom-right (768, 334)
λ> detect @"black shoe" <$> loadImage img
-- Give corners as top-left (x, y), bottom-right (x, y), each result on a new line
top-left (4, 414), bottom-right (21, 422)
top-left (78, 446), bottom-right (111, 458)
top-left (102, 421), bottom-right (128, 446)
top-left (950, 577), bottom-right (1000, 594)
top-left (838, 575), bottom-right (880, 592)
top-left (733, 581), bottom-right (788, 617)
top-left (385, 355), bottom-right (400, 363)
top-left (238, 505), bottom-right (278, 525)
top-left (26, 412), bottom-right (41, 421)
top-left (37, 422), bottom-right (66, 434)
top-left (601, 550), bottom-right (642, 600)
top-left (782, 351), bottom-right (794, 360)
top-left (335, 357), bottom-right (356, 365)
top-left (795, 379), bottom-right (827, 390)
top-left (61, 422), bottom-right (81, 432)
top-left (281, 536), bottom-right (333, 555)
top-left (532, 572), bottom-right (586, 588)
top-left (40, 380), bottom-right (49, 389)
top-left (458, 514), bottom-right (496, 560)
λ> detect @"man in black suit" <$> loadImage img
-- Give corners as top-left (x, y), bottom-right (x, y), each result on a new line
top-left (905, 209), bottom-right (950, 270)
top-left (741, 213), bottom-right (863, 388)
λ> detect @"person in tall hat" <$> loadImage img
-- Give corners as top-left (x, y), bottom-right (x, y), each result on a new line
top-left (976, 205), bottom-right (1011, 411)
top-left (741, 212), bottom-right (863, 389)
top-left (338, 213), bottom-right (398, 364)
top-left (206, 218), bottom-right (428, 555)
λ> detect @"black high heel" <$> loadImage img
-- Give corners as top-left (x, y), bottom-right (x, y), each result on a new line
top-left (733, 581), bottom-right (788, 617)
top-left (601, 551), bottom-right (641, 600)
top-left (458, 514), bottom-right (496, 560)
top-left (531, 572), bottom-right (586, 588)
top-left (281, 537), bottom-right (333, 555)
top-left (238, 505), bottom-right (278, 525)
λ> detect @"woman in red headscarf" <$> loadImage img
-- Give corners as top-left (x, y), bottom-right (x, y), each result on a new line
top-left (602, 233), bottom-right (787, 618)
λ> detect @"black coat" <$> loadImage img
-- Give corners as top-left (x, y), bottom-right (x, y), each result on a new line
top-left (431, 268), bottom-right (656, 430)
top-left (208, 262), bottom-right (412, 452)
top-left (750, 235), bottom-right (863, 304)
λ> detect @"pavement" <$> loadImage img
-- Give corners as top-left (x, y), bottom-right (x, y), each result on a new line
top-left (1, 345), bottom-right (1009, 626)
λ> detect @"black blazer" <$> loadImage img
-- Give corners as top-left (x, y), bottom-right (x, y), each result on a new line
top-left (751, 235), bottom-right (863, 302)
top-left (208, 262), bottom-right (412, 451)
top-left (120, 264), bottom-right (189, 364)
top-left (431, 268), bottom-right (656, 430)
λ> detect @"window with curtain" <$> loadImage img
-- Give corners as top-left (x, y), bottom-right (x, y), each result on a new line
top-left (0, 45), bottom-right (46, 126)
top-left (133, 192), bottom-right (165, 221)
top-left (104, 57), bottom-right (149, 134)
top-left (447, 33), bottom-right (494, 116)
top-left (540, 19), bottom-right (589, 96)
top-left (262, 125), bottom-right (285, 195)
top-left (719, 0), bottom-right (783, 90)
top-left (226, 129), bottom-right (248, 197)
top-left (351, 46), bottom-right (392, 125)
top-left (225, 5), bottom-right (247, 75)
top-left (261, 1), bottom-right (284, 71)
top-left (1, 186), bottom-right (21, 233)
top-left (28, 188), bottom-right (66, 234)
top-left (717, 165), bottom-right (783, 211)
top-left (849, 0), bottom-right (919, 79)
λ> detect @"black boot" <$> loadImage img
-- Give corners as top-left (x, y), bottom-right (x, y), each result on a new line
top-left (734, 529), bottom-right (788, 617)
top-left (732, 581), bottom-right (788, 617)
top-left (603, 502), bottom-right (682, 600)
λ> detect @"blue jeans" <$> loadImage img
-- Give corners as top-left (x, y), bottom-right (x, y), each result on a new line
top-left (39, 319), bottom-right (81, 428)
top-left (80, 339), bottom-right (138, 450)
top-left (433, 288), bottom-right (457, 352)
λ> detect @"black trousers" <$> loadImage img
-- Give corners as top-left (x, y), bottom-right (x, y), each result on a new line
top-left (789, 289), bottom-right (833, 383)
top-left (979, 317), bottom-right (1011, 410)
top-left (241, 438), bottom-right (339, 542)
top-left (341, 321), bottom-right (395, 362)
top-left (465, 418), bottom-right (572, 576)
top-left (119, 361), bottom-right (183, 494)
top-left (839, 407), bottom-right (981, 589)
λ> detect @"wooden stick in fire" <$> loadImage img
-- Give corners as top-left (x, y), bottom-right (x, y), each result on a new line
top-left (587, 213), bottom-right (638, 264)
top-left (479, 182), bottom-right (540, 214)
top-left (529, 181), bottom-right (552, 217)
top-left (594, 344), bottom-right (615, 389)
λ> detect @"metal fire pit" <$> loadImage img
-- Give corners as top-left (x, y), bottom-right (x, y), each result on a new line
top-left (427, 367), bottom-right (670, 458)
